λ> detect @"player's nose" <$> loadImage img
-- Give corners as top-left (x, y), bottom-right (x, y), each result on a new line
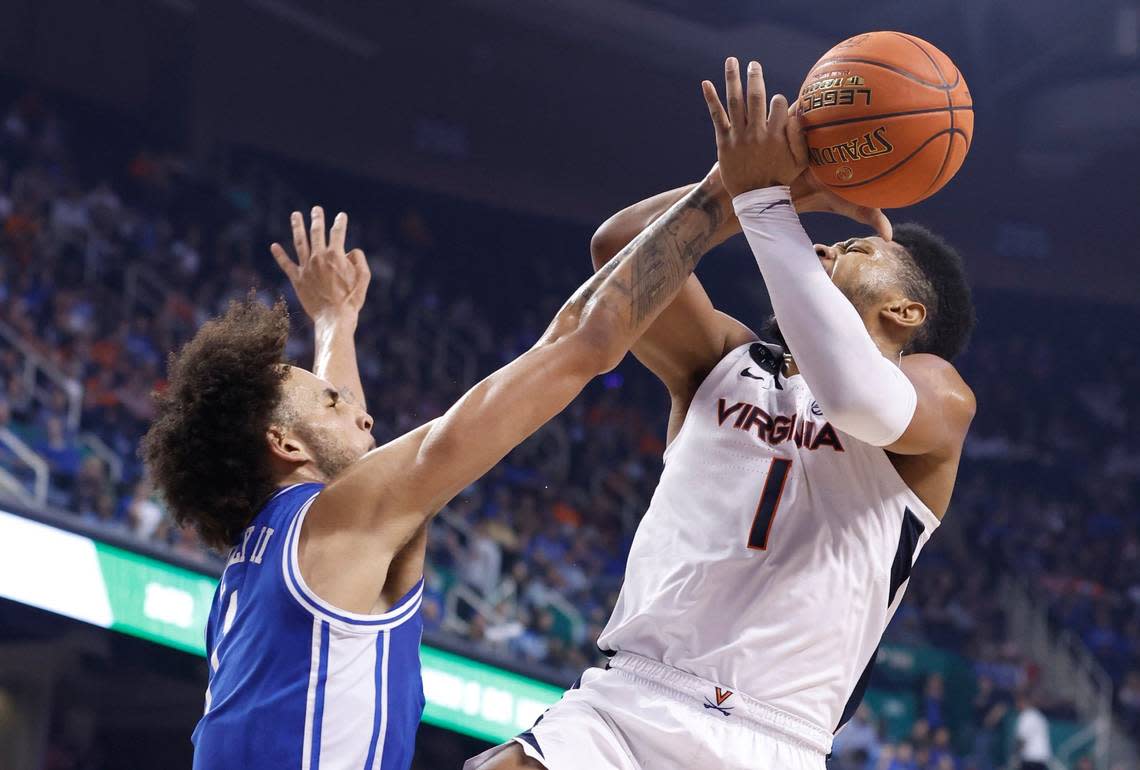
top-left (358, 410), bottom-right (374, 434)
top-left (814, 243), bottom-right (837, 272)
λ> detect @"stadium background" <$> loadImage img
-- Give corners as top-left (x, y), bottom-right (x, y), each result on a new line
top-left (0, 0), bottom-right (1137, 768)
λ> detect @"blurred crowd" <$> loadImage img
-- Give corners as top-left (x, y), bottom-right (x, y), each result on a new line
top-left (1, 91), bottom-right (1137, 767)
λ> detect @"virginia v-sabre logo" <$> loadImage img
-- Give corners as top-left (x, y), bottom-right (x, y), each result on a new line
top-left (703, 687), bottom-right (734, 716)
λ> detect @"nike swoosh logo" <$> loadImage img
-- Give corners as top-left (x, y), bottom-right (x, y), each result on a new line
top-left (740, 367), bottom-right (766, 380)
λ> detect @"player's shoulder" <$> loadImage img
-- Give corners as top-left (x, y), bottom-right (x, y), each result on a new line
top-left (900, 353), bottom-right (976, 420)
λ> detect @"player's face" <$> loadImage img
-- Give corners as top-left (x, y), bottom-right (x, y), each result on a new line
top-left (280, 366), bottom-right (376, 480)
top-left (813, 236), bottom-right (902, 306)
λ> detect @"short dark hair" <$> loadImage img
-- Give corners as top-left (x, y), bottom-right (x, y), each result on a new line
top-left (891, 223), bottom-right (975, 360)
top-left (141, 296), bottom-right (290, 550)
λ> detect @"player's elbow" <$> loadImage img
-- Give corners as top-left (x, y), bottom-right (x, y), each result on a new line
top-left (554, 312), bottom-right (627, 376)
top-left (589, 221), bottom-right (623, 270)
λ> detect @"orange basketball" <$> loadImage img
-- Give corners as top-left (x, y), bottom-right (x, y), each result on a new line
top-left (797, 31), bottom-right (973, 208)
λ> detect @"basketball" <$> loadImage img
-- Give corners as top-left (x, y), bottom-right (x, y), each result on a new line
top-left (797, 31), bottom-right (972, 208)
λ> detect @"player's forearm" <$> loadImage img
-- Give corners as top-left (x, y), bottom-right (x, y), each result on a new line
top-left (590, 181), bottom-right (740, 270)
top-left (313, 311), bottom-right (367, 410)
top-left (565, 178), bottom-right (731, 369)
top-left (591, 184), bottom-right (697, 268)
top-left (734, 187), bottom-right (916, 446)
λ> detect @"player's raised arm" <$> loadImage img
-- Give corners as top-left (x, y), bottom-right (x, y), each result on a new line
top-left (299, 175), bottom-right (731, 613)
top-left (271, 207), bottom-right (371, 410)
top-left (590, 148), bottom-right (890, 423)
top-left (704, 57), bottom-right (974, 461)
top-left (590, 173), bottom-right (755, 409)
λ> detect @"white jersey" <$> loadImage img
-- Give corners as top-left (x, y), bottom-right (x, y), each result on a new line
top-left (598, 341), bottom-right (941, 737)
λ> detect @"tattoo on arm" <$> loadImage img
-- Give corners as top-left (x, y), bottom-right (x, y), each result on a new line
top-left (596, 184), bottom-right (724, 328)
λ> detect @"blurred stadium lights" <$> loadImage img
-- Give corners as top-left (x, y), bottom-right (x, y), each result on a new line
top-left (0, 507), bottom-right (565, 744)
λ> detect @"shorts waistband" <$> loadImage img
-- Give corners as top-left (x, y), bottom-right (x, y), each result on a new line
top-left (608, 652), bottom-right (833, 755)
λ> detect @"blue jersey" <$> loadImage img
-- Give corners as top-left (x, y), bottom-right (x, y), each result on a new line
top-left (192, 483), bottom-right (425, 770)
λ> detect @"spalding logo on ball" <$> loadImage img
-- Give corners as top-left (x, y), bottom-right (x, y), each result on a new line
top-left (798, 31), bottom-right (973, 209)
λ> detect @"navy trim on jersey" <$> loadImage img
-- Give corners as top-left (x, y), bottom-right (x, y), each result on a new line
top-left (517, 731), bottom-right (545, 760)
top-left (839, 509), bottom-right (928, 732)
top-left (280, 497), bottom-right (424, 630)
top-left (835, 646), bottom-right (879, 732)
top-left (363, 631), bottom-right (390, 769)
top-left (888, 508), bottom-right (925, 606)
top-left (310, 621), bottom-right (331, 769)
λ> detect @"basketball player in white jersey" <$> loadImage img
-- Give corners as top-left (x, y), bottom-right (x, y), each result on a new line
top-left (469, 58), bottom-right (975, 770)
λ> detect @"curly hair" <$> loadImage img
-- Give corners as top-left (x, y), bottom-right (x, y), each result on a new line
top-left (141, 296), bottom-right (291, 550)
top-left (892, 223), bottom-right (976, 361)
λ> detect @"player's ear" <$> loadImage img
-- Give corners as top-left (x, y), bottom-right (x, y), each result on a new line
top-left (881, 297), bottom-right (926, 331)
top-left (266, 425), bottom-right (310, 465)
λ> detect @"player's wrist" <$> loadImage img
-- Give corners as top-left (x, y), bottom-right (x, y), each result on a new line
top-left (696, 173), bottom-right (738, 226)
top-left (731, 185), bottom-right (793, 217)
top-left (314, 307), bottom-right (360, 331)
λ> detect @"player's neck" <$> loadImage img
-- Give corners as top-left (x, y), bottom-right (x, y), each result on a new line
top-left (275, 465), bottom-right (329, 489)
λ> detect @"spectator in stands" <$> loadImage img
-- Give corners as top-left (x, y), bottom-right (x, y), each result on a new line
top-left (921, 673), bottom-right (947, 730)
top-left (126, 478), bottom-right (165, 540)
top-left (970, 675), bottom-right (1009, 770)
top-left (832, 703), bottom-right (881, 770)
top-left (1012, 690), bottom-right (1051, 770)
top-left (1119, 669), bottom-right (1140, 734)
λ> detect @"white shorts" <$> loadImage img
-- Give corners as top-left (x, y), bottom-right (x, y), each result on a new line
top-left (464, 652), bottom-right (830, 770)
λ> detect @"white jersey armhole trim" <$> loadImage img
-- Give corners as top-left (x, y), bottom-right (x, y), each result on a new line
top-left (281, 492), bottom-right (423, 635)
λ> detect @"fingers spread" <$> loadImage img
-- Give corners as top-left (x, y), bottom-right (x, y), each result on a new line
top-left (310, 206), bottom-right (327, 253)
top-left (329, 211), bottom-right (347, 253)
top-left (290, 211), bottom-right (310, 263)
top-left (725, 57), bottom-right (746, 127)
top-left (746, 61), bottom-right (766, 128)
top-left (270, 242), bottom-right (298, 279)
top-left (702, 80), bottom-right (731, 138)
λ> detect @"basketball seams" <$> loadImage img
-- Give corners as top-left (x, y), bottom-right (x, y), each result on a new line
top-left (889, 32), bottom-right (949, 87)
top-left (812, 57), bottom-right (960, 91)
top-left (921, 37), bottom-right (955, 202)
top-left (803, 105), bottom-right (973, 132)
top-left (825, 128), bottom-right (968, 190)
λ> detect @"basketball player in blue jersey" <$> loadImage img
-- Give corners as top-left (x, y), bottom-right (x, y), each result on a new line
top-left (141, 166), bottom-right (747, 768)
top-left (470, 60), bottom-right (976, 770)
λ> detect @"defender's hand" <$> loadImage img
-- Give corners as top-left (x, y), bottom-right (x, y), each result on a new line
top-left (271, 206), bottom-right (371, 321)
top-left (702, 58), bottom-right (804, 197)
top-left (790, 169), bottom-right (893, 241)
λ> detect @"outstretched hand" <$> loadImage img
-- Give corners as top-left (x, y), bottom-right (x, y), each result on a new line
top-left (702, 58), bottom-right (804, 197)
top-left (271, 206), bottom-right (371, 321)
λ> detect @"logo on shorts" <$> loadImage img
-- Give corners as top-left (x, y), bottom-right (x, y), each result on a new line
top-left (703, 687), bottom-right (734, 716)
